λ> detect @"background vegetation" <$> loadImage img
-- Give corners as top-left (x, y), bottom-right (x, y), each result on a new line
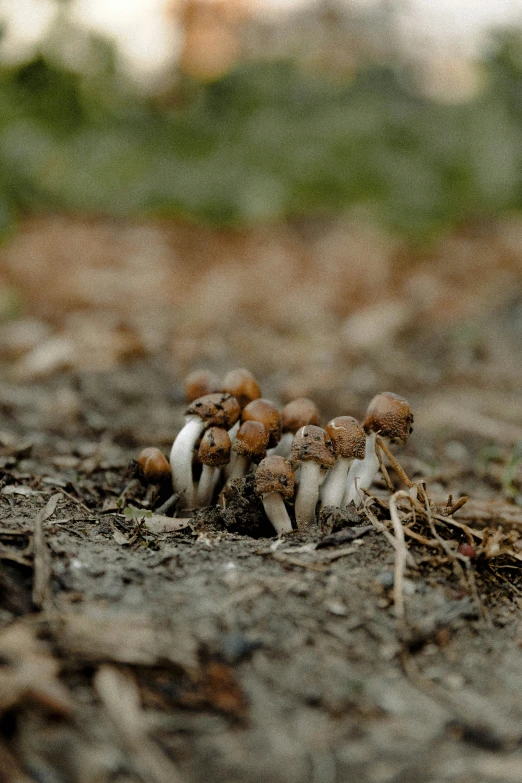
top-left (1, 18), bottom-right (522, 237)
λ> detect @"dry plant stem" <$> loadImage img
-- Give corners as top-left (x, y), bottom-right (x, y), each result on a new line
top-left (403, 527), bottom-right (440, 548)
top-left (491, 567), bottom-right (522, 597)
top-left (170, 416), bottom-right (206, 508)
top-left (446, 496), bottom-right (469, 515)
top-left (375, 444), bottom-right (395, 492)
top-left (375, 435), bottom-right (413, 486)
top-left (376, 435), bottom-right (429, 505)
top-left (33, 493), bottom-right (60, 609)
top-left (421, 484), bottom-right (466, 584)
top-left (197, 464), bottom-right (217, 506)
top-left (155, 493), bottom-right (178, 516)
top-left (388, 490), bottom-right (410, 621)
top-left (295, 461), bottom-right (322, 529)
top-left (117, 479), bottom-right (141, 506)
top-left (363, 503), bottom-right (416, 568)
top-left (420, 485), bottom-right (490, 625)
top-left (271, 550), bottom-right (328, 572)
top-left (262, 492), bottom-right (293, 536)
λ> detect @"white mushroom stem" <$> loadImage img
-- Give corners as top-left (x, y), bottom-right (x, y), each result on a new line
top-left (226, 454), bottom-right (250, 485)
top-left (320, 457), bottom-right (351, 509)
top-left (228, 421), bottom-right (240, 442)
top-left (262, 492), bottom-right (293, 535)
top-left (197, 465), bottom-right (219, 506)
top-left (268, 432), bottom-right (293, 458)
top-left (343, 432), bottom-right (378, 507)
top-left (170, 416), bottom-right (206, 508)
top-left (294, 461), bottom-right (322, 529)
top-left (223, 422), bottom-right (241, 477)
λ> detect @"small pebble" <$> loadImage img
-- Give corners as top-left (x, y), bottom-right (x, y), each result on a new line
top-left (325, 600), bottom-right (348, 616)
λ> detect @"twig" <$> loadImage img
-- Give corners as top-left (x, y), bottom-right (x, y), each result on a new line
top-left (375, 437), bottom-right (430, 509)
top-left (375, 442), bottom-right (395, 492)
top-left (314, 545), bottom-right (358, 562)
top-left (32, 493), bottom-right (60, 610)
top-left (446, 496), bottom-right (469, 515)
top-left (421, 486), bottom-right (490, 627)
top-left (155, 493), bottom-right (179, 516)
top-left (421, 484), bottom-right (466, 584)
top-left (389, 491), bottom-right (410, 621)
top-left (490, 567), bottom-right (522, 597)
top-left (56, 487), bottom-right (92, 515)
top-left (270, 552), bottom-right (330, 573)
top-left (116, 479), bottom-right (141, 507)
top-left (364, 502), bottom-right (416, 567)
top-left (375, 436), bottom-right (413, 487)
top-left (402, 527), bottom-right (441, 548)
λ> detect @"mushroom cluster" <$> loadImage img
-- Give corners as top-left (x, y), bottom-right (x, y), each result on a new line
top-left (137, 368), bottom-right (413, 537)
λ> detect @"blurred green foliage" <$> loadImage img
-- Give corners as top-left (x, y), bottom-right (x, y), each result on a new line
top-left (1, 28), bottom-right (522, 235)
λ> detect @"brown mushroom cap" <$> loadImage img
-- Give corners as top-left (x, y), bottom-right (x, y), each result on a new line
top-left (242, 398), bottom-right (281, 447)
top-left (325, 416), bottom-right (366, 460)
top-left (137, 447), bottom-right (171, 483)
top-left (363, 392), bottom-right (413, 444)
top-left (281, 398), bottom-right (320, 434)
top-left (255, 455), bottom-right (295, 499)
top-left (221, 368), bottom-right (261, 409)
top-left (185, 369), bottom-right (220, 403)
top-left (290, 425), bottom-right (335, 468)
top-left (198, 427), bottom-right (231, 467)
top-left (186, 393), bottom-right (241, 429)
top-left (232, 420), bottom-right (269, 460)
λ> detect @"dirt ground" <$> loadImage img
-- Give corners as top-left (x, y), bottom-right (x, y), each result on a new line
top-left (2, 216), bottom-right (522, 782)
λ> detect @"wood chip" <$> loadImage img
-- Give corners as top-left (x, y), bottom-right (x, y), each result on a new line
top-left (1, 485), bottom-right (41, 497)
top-left (54, 610), bottom-right (198, 671)
top-left (95, 665), bottom-right (184, 783)
top-left (0, 738), bottom-right (33, 783)
top-left (0, 623), bottom-right (72, 715)
top-left (143, 514), bottom-right (192, 534)
top-left (454, 499), bottom-right (522, 527)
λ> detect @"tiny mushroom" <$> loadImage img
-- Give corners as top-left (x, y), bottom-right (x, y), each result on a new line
top-left (320, 417), bottom-right (366, 509)
top-left (344, 392), bottom-right (413, 507)
top-left (170, 392), bottom-right (241, 508)
top-left (185, 369), bottom-right (221, 403)
top-left (196, 427), bottom-right (231, 506)
top-left (270, 397), bottom-right (320, 457)
top-left (221, 368), bottom-right (261, 409)
top-left (137, 447), bottom-right (171, 485)
top-left (227, 420), bottom-right (269, 484)
top-left (291, 425), bottom-right (335, 530)
top-left (241, 398), bottom-right (281, 448)
top-left (255, 455), bottom-right (295, 536)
